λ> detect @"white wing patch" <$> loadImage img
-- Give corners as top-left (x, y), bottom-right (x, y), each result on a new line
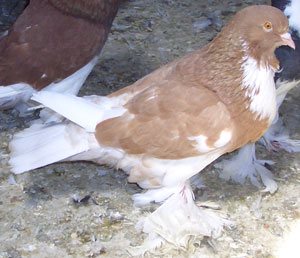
top-left (214, 130), bottom-right (232, 148)
top-left (188, 135), bottom-right (214, 152)
top-left (189, 130), bottom-right (232, 153)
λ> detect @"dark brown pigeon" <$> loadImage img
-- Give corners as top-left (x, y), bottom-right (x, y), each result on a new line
top-left (0, 0), bottom-right (121, 114)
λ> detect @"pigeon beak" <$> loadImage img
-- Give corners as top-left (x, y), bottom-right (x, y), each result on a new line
top-left (280, 32), bottom-right (295, 49)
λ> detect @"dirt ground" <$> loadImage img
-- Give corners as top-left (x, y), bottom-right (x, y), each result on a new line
top-left (1, 0), bottom-right (300, 257)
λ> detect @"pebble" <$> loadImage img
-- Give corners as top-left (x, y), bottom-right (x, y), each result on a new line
top-left (193, 17), bottom-right (212, 31)
top-left (8, 174), bottom-right (17, 185)
top-left (71, 232), bottom-right (78, 239)
top-left (96, 169), bottom-right (108, 177)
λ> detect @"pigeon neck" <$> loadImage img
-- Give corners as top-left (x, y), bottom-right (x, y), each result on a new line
top-left (240, 38), bottom-right (280, 72)
top-left (195, 35), bottom-right (276, 124)
top-left (241, 56), bottom-right (277, 122)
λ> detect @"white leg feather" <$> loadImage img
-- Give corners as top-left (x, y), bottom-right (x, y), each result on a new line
top-left (260, 117), bottom-right (300, 153)
top-left (132, 185), bottom-right (183, 206)
top-left (215, 143), bottom-right (277, 193)
top-left (130, 183), bottom-right (233, 255)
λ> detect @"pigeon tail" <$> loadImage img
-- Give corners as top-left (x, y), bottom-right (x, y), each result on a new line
top-left (31, 91), bottom-right (127, 132)
top-left (0, 83), bottom-right (34, 110)
top-left (9, 122), bottom-right (96, 174)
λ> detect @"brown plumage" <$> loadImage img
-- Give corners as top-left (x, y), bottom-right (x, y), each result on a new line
top-left (9, 5), bottom-right (295, 250)
top-left (95, 6), bottom-right (292, 160)
top-left (0, 0), bottom-right (121, 111)
top-left (49, 0), bottom-right (120, 23)
top-left (217, 0), bottom-right (300, 194)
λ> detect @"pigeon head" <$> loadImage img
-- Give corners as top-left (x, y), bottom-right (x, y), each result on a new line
top-left (215, 5), bottom-right (295, 70)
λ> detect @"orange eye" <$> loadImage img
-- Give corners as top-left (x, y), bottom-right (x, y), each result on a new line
top-left (264, 22), bottom-right (272, 31)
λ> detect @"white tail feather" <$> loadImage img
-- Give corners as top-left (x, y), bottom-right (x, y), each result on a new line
top-left (0, 84), bottom-right (34, 109)
top-left (9, 91), bottom-right (129, 174)
top-left (0, 86), bottom-right (22, 98)
top-left (9, 123), bottom-right (94, 174)
top-left (31, 91), bottom-right (126, 132)
top-left (43, 56), bottom-right (98, 95)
